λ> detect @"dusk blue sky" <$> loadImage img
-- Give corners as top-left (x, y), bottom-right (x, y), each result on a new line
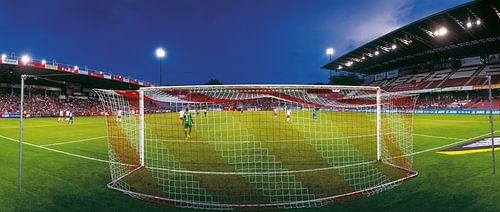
top-left (0, 0), bottom-right (470, 85)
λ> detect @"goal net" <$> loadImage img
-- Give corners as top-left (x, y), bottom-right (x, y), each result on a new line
top-left (95, 85), bottom-right (418, 209)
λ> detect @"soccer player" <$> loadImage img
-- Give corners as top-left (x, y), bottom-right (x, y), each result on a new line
top-left (58, 110), bottom-right (64, 122)
top-left (68, 111), bottom-right (74, 124)
top-left (312, 109), bottom-right (317, 121)
top-left (65, 110), bottom-right (70, 122)
top-left (183, 109), bottom-right (194, 139)
top-left (273, 108), bottom-right (278, 118)
top-left (116, 110), bottom-right (123, 122)
top-left (204, 110), bottom-right (207, 117)
top-left (286, 108), bottom-right (291, 122)
top-left (179, 109), bottom-right (185, 124)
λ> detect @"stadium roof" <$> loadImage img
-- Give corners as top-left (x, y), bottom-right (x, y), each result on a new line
top-left (322, 0), bottom-right (500, 74)
top-left (0, 54), bottom-right (153, 89)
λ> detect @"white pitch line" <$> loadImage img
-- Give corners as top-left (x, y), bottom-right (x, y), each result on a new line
top-left (0, 122), bottom-right (101, 129)
top-left (0, 130), bottom-right (497, 168)
top-left (41, 136), bottom-right (107, 147)
top-left (413, 118), bottom-right (492, 123)
top-left (408, 130), bottom-right (500, 156)
top-left (0, 134), bottom-right (134, 166)
top-left (413, 133), bottom-right (463, 141)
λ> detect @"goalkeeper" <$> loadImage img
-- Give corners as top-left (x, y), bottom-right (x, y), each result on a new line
top-left (183, 109), bottom-right (194, 139)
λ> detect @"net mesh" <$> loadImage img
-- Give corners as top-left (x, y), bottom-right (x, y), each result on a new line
top-left (95, 85), bottom-right (418, 209)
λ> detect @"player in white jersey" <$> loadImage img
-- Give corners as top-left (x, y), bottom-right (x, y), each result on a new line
top-left (58, 110), bottom-right (64, 122)
top-left (116, 110), bottom-right (123, 122)
top-left (286, 108), bottom-right (291, 122)
top-left (273, 108), bottom-right (278, 118)
top-left (179, 109), bottom-right (185, 123)
top-left (65, 111), bottom-right (70, 121)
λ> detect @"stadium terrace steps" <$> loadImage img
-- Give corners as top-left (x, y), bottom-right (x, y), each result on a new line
top-left (439, 66), bottom-right (480, 87)
top-left (463, 98), bottom-right (481, 109)
top-left (477, 64), bottom-right (500, 78)
top-left (361, 64), bottom-right (500, 91)
top-left (423, 69), bottom-right (454, 89)
top-left (469, 98), bottom-right (500, 109)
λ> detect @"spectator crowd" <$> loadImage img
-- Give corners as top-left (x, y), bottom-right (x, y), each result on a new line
top-left (2, 89), bottom-right (500, 118)
top-left (416, 92), bottom-right (500, 110)
top-left (1, 92), bottom-right (99, 117)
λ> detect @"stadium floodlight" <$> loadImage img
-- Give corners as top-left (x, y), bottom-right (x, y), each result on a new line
top-left (155, 47), bottom-right (166, 85)
top-left (1, 54), bottom-right (6, 60)
top-left (439, 27), bottom-right (448, 36)
top-left (95, 85), bottom-right (417, 209)
top-left (361, 56), bottom-right (366, 60)
top-left (476, 19), bottom-right (481, 25)
top-left (74, 66), bottom-right (79, 70)
top-left (391, 44), bottom-right (397, 50)
top-left (338, 65), bottom-right (343, 69)
top-left (41, 59), bottom-right (46, 64)
top-left (466, 21), bottom-right (473, 28)
top-left (326, 48), bottom-right (334, 56)
top-left (374, 51), bottom-right (380, 56)
top-left (21, 55), bottom-right (30, 64)
top-left (433, 27), bottom-right (448, 37)
top-left (155, 47), bottom-right (166, 58)
top-left (326, 48), bottom-right (335, 77)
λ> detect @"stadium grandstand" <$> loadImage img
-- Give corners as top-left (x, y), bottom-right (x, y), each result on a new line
top-left (0, 53), bottom-right (153, 117)
top-left (322, 0), bottom-right (500, 112)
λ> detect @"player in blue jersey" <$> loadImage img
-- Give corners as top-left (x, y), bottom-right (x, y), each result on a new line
top-left (68, 111), bottom-right (74, 124)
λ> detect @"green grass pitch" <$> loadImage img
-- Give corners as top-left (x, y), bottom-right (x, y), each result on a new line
top-left (0, 114), bottom-right (499, 211)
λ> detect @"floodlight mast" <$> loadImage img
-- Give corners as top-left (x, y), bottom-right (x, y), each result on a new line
top-left (326, 48), bottom-right (334, 79)
top-left (156, 48), bottom-right (166, 85)
top-left (326, 48), bottom-right (334, 60)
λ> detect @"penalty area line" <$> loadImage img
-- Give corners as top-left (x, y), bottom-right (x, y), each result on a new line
top-left (413, 133), bottom-right (463, 141)
top-left (41, 136), bottom-right (107, 147)
top-left (0, 130), bottom-right (498, 167)
top-left (0, 134), bottom-right (134, 166)
top-left (0, 122), bottom-right (100, 129)
top-left (409, 129), bottom-right (500, 156)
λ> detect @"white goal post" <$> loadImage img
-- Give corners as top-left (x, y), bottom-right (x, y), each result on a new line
top-left (95, 84), bottom-right (418, 210)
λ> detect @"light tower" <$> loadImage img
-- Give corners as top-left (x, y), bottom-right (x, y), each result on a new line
top-left (155, 48), bottom-right (166, 85)
top-left (326, 48), bottom-right (334, 80)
